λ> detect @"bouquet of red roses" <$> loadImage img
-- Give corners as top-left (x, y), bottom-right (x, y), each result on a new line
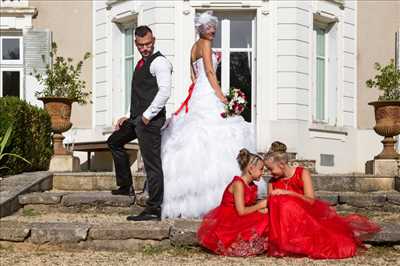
top-left (221, 87), bottom-right (248, 118)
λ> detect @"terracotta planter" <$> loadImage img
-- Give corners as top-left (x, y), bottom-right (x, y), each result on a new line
top-left (39, 97), bottom-right (74, 155)
top-left (369, 101), bottom-right (400, 159)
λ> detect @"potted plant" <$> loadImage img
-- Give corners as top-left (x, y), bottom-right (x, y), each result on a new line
top-left (366, 59), bottom-right (400, 159)
top-left (34, 42), bottom-right (91, 155)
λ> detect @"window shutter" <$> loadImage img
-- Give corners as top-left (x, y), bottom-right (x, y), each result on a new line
top-left (23, 29), bottom-right (52, 105)
top-left (24, 28), bottom-right (52, 76)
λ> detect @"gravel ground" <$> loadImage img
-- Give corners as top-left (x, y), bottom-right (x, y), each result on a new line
top-left (0, 245), bottom-right (399, 266)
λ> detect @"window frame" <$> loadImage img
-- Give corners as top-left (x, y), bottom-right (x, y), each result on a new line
top-left (313, 22), bottom-right (329, 123)
top-left (0, 36), bottom-right (24, 65)
top-left (202, 11), bottom-right (257, 123)
top-left (0, 67), bottom-right (24, 98)
top-left (122, 23), bottom-right (136, 114)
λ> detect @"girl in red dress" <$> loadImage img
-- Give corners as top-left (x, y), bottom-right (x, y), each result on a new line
top-left (264, 141), bottom-right (380, 259)
top-left (197, 148), bottom-right (269, 256)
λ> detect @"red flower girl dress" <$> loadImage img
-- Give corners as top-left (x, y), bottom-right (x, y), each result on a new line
top-left (268, 167), bottom-right (380, 259)
top-left (197, 176), bottom-right (269, 256)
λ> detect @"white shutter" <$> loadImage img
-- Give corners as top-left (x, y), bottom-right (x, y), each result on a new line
top-left (23, 28), bottom-right (52, 106)
top-left (24, 29), bottom-right (52, 75)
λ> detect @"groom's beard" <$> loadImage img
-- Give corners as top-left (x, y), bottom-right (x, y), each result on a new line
top-left (140, 47), bottom-right (154, 59)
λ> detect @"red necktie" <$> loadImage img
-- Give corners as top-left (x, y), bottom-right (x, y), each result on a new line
top-left (135, 59), bottom-right (145, 70)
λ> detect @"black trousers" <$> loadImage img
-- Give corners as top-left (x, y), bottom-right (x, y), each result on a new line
top-left (107, 117), bottom-right (164, 211)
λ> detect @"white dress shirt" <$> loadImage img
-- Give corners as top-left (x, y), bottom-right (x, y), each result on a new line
top-left (126, 53), bottom-right (172, 120)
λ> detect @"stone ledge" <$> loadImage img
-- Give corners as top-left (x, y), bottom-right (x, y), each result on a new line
top-left (0, 172), bottom-right (53, 218)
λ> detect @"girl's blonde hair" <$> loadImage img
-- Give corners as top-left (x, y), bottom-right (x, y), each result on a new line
top-left (236, 148), bottom-right (263, 172)
top-left (264, 141), bottom-right (289, 163)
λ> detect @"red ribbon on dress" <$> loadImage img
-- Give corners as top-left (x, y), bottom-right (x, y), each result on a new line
top-left (174, 82), bottom-right (195, 115)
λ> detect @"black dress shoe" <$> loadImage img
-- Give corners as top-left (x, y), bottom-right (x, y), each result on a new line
top-left (111, 186), bottom-right (135, 197)
top-left (126, 209), bottom-right (161, 221)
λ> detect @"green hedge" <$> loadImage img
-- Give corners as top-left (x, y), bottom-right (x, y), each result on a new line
top-left (0, 97), bottom-right (53, 176)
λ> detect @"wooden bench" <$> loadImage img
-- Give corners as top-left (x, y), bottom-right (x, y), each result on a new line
top-left (72, 141), bottom-right (139, 170)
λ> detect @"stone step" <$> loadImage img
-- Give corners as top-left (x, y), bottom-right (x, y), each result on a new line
top-left (18, 191), bottom-right (146, 214)
top-left (316, 191), bottom-right (400, 211)
top-left (17, 190), bottom-right (400, 217)
top-left (313, 175), bottom-right (398, 192)
top-left (0, 219), bottom-right (172, 252)
top-left (264, 175), bottom-right (399, 192)
top-left (55, 172), bottom-right (399, 193)
top-left (0, 218), bottom-right (398, 252)
top-left (170, 221), bottom-right (400, 246)
top-left (53, 172), bottom-right (146, 191)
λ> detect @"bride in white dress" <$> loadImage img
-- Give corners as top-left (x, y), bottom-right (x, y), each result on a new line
top-left (161, 11), bottom-right (256, 218)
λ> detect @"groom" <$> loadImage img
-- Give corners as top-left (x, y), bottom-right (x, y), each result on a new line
top-left (107, 26), bottom-right (172, 221)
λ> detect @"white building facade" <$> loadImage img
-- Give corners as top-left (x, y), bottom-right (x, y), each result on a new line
top-left (0, 0), bottom-right (51, 106)
top-left (91, 0), bottom-right (373, 174)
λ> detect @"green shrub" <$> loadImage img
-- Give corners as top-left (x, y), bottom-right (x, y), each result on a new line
top-left (1, 126), bottom-right (31, 172)
top-left (0, 97), bottom-right (52, 176)
top-left (366, 59), bottom-right (400, 101)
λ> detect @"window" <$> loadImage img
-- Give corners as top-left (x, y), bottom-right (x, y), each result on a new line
top-left (315, 25), bottom-right (326, 121)
top-left (200, 11), bottom-right (256, 123)
top-left (313, 21), bottom-right (338, 124)
top-left (0, 69), bottom-right (23, 97)
top-left (124, 25), bottom-right (135, 114)
top-left (0, 35), bottom-right (24, 98)
top-left (1, 36), bottom-right (23, 64)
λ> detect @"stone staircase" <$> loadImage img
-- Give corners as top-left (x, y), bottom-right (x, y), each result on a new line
top-left (0, 171), bottom-right (399, 252)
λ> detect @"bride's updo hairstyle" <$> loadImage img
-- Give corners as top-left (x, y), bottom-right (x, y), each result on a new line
top-left (195, 11), bottom-right (218, 36)
top-left (237, 148), bottom-right (263, 172)
top-left (264, 141), bottom-right (289, 164)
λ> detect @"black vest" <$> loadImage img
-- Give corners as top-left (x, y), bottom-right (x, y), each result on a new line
top-left (130, 51), bottom-right (166, 119)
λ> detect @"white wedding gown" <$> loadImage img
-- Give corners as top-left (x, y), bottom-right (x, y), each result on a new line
top-left (161, 52), bottom-right (256, 219)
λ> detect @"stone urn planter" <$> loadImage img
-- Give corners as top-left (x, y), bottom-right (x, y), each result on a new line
top-left (39, 97), bottom-right (73, 155)
top-left (33, 42), bottom-right (90, 171)
top-left (369, 101), bottom-right (400, 159)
